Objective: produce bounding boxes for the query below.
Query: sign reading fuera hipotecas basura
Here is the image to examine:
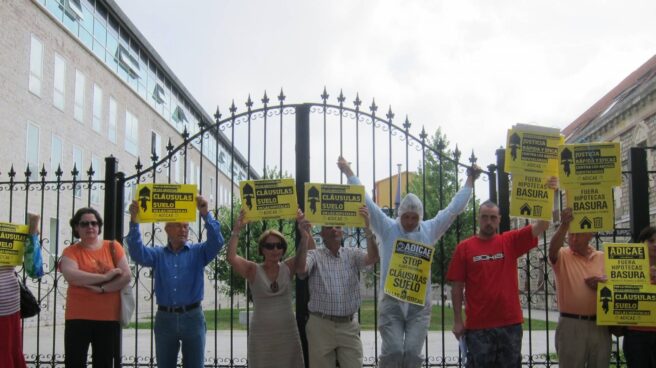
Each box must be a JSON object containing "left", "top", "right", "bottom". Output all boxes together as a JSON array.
[
  {"left": 559, "top": 143, "right": 621, "bottom": 187},
  {"left": 0, "top": 222, "right": 30, "bottom": 266},
  {"left": 597, "top": 243, "right": 656, "bottom": 326},
  {"left": 240, "top": 179, "right": 297, "bottom": 221},
  {"left": 504, "top": 128, "right": 564, "bottom": 175},
  {"left": 135, "top": 184, "right": 197, "bottom": 223},
  {"left": 304, "top": 183, "right": 365, "bottom": 227},
  {"left": 564, "top": 183, "right": 614, "bottom": 233},
  {"left": 509, "top": 171, "right": 554, "bottom": 220},
  {"left": 384, "top": 239, "right": 434, "bottom": 306},
  {"left": 604, "top": 243, "right": 650, "bottom": 284}
]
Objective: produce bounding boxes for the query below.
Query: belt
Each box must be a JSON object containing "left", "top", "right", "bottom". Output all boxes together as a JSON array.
[
  {"left": 158, "top": 302, "right": 200, "bottom": 313},
  {"left": 311, "top": 311, "right": 353, "bottom": 323},
  {"left": 560, "top": 312, "right": 596, "bottom": 321}
]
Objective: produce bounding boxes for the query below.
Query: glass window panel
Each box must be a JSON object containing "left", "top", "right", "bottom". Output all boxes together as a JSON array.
[
  {"left": 53, "top": 53, "right": 66, "bottom": 110},
  {"left": 108, "top": 96, "right": 117, "bottom": 143},
  {"left": 92, "top": 83, "right": 102, "bottom": 132},
  {"left": 124, "top": 110, "right": 138, "bottom": 156},
  {"left": 72, "top": 145, "right": 83, "bottom": 197},
  {"left": 79, "top": 28, "right": 92, "bottom": 49},
  {"left": 29, "top": 35, "right": 43, "bottom": 96},
  {"left": 91, "top": 155, "right": 101, "bottom": 204},
  {"left": 50, "top": 134, "right": 63, "bottom": 178},
  {"left": 62, "top": 10, "right": 79, "bottom": 34},
  {"left": 74, "top": 70, "right": 85, "bottom": 123},
  {"left": 92, "top": 40, "right": 105, "bottom": 61},
  {"left": 80, "top": 4, "right": 93, "bottom": 32},
  {"left": 93, "top": 16, "right": 106, "bottom": 45},
  {"left": 45, "top": 0, "right": 64, "bottom": 20}
]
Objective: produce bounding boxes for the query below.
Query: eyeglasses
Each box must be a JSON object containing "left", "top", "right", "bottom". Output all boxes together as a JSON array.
[
  {"left": 78, "top": 221, "right": 99, "bottom": 228},
  {"left": 262, "top": 242, "right": 285, "bottom": 250}
]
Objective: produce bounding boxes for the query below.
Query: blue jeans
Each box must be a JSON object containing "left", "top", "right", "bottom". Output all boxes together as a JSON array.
[
  {"left": 378, "top": 295, "right": 431, "bottom": 368},
  {"left": 154, "top": 307, "right": 206, "bottom": 368},
  {"left": 465, "top": 324, "right": 522, "bottom": 368}
]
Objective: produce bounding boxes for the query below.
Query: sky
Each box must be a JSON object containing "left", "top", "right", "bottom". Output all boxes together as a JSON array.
[{"left": 114, "top": 0, "right": 656, "bottom": 197}]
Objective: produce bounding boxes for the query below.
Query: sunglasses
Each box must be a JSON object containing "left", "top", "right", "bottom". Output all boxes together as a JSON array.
[
  {"left": 262, "top": 242, "right": 285, "bottom": 250},
  {"left": 78, "top": 220, "right": 99, "bottom": 228}
]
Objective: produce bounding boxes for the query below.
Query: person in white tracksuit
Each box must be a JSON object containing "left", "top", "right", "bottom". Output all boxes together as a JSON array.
[{"left": 338, "top": 157, "right": 480, "bottom": 368}]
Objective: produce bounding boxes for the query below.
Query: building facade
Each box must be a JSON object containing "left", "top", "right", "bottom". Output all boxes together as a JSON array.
[{"left": 0, "top": 0, "right": 251, "bottom": 324}]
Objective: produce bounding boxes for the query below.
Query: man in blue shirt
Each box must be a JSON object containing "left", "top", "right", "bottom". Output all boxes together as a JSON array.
[{"left": 126, "top": 195, "right": 224, "bottom": 368}]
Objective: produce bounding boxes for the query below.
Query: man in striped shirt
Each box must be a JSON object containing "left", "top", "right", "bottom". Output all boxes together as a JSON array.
[{"left": 300, "top": 206, "right": 379, "bottom": 368}]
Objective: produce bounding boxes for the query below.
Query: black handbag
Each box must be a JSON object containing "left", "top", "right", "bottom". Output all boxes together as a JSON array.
[{"left": 18, "top": 277, "right": 40, "bottom": 319}]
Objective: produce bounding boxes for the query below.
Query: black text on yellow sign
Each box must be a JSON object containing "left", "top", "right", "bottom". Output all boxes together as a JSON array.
[
  {"left": 240, "top": 179, "right": 297, "bottom": 221},
  {"left": 304, "top": 183, "right": 365, "bottom": 227},
  {"left": 135, "top": 184, "right": 198, "bottom": 223},
  {"left": 558, "top": 142, "right": 621, "bottom": 187},
  {"left": 504, "top": 129, "right": 564, "bottom": 175},
  {"left": 0, "top": 222, "right": 29, "bottom": 266},
  {"left": 384, "top": 239, "right": 434, "bottom": 306},
  {"left": 604, "top": 243, "right": 650, "bottom": 284},
  {"left": 564, "top": 184, "right": 614, "bottom": 233},
  {"left": 597, "top": 282, "right": 656, "bottom": 326},
  {"left": 598, "top": 243, "right": 655, "bottom": 326},
  {"left": 509, "top": 172, "right": 554, "bottom": 220}
]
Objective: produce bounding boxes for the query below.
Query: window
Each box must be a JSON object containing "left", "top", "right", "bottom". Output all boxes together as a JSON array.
[
  {"left": 116, "top": 44, "right": 140, "bottom": 77},
  {"left": 108, "top": 96, "right": 117, "bottom": 143},
  {"left": 174, "top": 157, "right": 180, "bottom": 183},
  {"left": 151, "top": 131, "right": 161, "bottom": 160},
  {"left": 124, "top": 110, "right": 138, "bottom": 156},
  {"left": 72, "top": 145, "right": 83, "bottom": 197},
  {"left": 62, "top": 0, "right": 84, "bottom": 20},
  {"left": 189, "top": 161, "right": 195, "bottom": 184},
  {"left": 50, "top": 134, "right": 63, "bottom": 178},
  {"left": 172, "top": 105, "right": 188, "bottom": 124},
  {"left": 209, "top": 177, "right": 215, "bottom": 205},
  {"left": 53, "top": 53, "right": 66, "bottom": 110},
  {"left": 26, "top": 122, "right": 39, "bottom": 177},
  {"left": 91, "top": 155, "right": 101, "bottom": 204},
  {"left": 92, "top": 84, "right": 102, "bottom": 132},
  {"left": 29, "top": 35, "right": 43, "bottom": 96},
  {"left": 153, "top": 83, "right": 166, "bottom": 104},
  {"left": 74, "top": 70, "right": 85, "bottom": 122}
]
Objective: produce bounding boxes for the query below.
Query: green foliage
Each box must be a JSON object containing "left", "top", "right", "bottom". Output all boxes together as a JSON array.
[{"left": 407, "top": 128, "right": 480, "bottom": 285}]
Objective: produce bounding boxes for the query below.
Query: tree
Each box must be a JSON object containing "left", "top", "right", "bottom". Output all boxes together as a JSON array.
[{"left": 407, "top": 128, "right": 479, "bottom": 286}]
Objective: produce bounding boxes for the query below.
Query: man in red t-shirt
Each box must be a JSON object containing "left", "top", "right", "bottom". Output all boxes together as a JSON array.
[{"left": 447, "top": 199, "right": 552, "bottom": 367}]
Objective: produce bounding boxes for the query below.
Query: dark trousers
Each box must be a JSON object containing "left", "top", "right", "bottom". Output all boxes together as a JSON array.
[
  {"left": 624, "top": 330, "right": 656, "bottom": 368},
  {"left": 64, "top": 319, "right": 121, "bottom": 368}
]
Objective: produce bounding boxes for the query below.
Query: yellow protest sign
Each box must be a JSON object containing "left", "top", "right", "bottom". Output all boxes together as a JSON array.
[
  {"left": 605, "top": 243, "right": 650, "bottom": 284},
  {"left": 564, "top": 184, "right": 614, "bottom": 233},
  {"left": 384, "top": 239, "right": 433, "bottom": 306},
  {"left": 0, "top": 222, "right": 30, "bottom": 266},
  {"left": 135, "top": 184, "right": 197, "bottom": 223},
  {"left": 597, "top": 282, "right": 656, "bottom": 326},
  {"left": 504, "top": 127, "right": 564, "bottom": 175},
  {"left": 597, "top": 243, "right": 656, "bottom": 326},
  {"left": 559, "top": 142, "right": 621, "bottom": 187},
  {"left": 509, "top": 172, "right": 554, "bottom": 220},
  {"left": 241, "top": 179, "right": 297, "bottom": 221},
  {"left": 304, "top": 183, "right": 365, "bottom": 227}
]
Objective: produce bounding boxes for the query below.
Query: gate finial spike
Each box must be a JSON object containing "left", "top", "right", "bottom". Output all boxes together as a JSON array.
[
  {"left": 8, "top": 165, "right": 16, "bottom": 179},
  {"left": 353, "top": 93, "right": 362, "bottom": 108},
  {"left": 87, "top": 163, "right": 95, "bottom": 177},
  {"left": 469, "top": 150, "right": 478, "bottom": 164},
  {"left": 338, "top": 90, "right": 345, "bottom": 104},
  {"left": 229, "top": 100, "right": 237, "bottom": 114},
  {"left": 278, "top": 89, "right": 286, "bottom": 103},
  {"left": 24, "top": 164, "right": 32, "bottom": 179},
  {"left": 454, "top": 145, "right": 461, "bottom": 161},
  {"left": 321, "top": 87, "right": 329, "bottom": 102},
  {"left": 214, "top": 106, "right": 222, "bottom": 122},
  {"left": 246, "top": 95, "right": 253, "bottom": 109},
  {"left": 386, "top": 106, "right": 394, "bottom": 121},
  {"left": 40, "top": 164, "right": 47, "bottom": 179},
  {"left": 403, "top": 115, "right": 411, "bottom": 130},
  {"left": 419, "top": 126, "right": 427, "bottom": 140},
  {"left": 262, "top": 91, "right": 269, "bottom": 105},
  {"left": 369, "top": 99, "right": 378, "bottom": 113}
]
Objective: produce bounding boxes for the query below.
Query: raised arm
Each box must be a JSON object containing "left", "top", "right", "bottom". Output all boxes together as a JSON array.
[
  {"left": 549, "top": 207, "right": 572, "bottom": 264},
  {"left": 531, "top": 176, "right": 559, "bottom": 238},
  {"left": 197, "top": 195, "right": 225, "bottom": 264},
  {"left": 338, "top": 156, "right": 394, "bottom": 234},
  {"left": 227, "top": 209, "right": 257, "bottom": 282},
  {"left": 126, "top": 200, "right": 157, "bottom": 267},
  {"left": 287, "top": 209, "right": 310, "bottom": 274},
  {"left": 360, "top": 206, "right": 379, "bottom": 266}
]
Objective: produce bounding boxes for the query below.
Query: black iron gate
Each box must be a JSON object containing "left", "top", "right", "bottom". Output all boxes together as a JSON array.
[{"left": 4, "top": 90, "right": 653, "bottom": 367}]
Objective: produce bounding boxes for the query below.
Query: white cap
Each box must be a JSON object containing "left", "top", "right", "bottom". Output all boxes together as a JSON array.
[{"left": 397, "top": 193, "right": 424, "bottom": 221}]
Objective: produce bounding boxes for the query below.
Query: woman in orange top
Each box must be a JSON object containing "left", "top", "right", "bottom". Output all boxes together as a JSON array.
[
  {"left": 59, "top": 208, "right": 131, "bottom": 368},
  {"left": 623, "top": 226, "right": 656, "bottom": 367}
]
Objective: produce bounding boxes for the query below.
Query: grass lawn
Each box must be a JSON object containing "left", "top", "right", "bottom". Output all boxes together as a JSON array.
[{"left": 129, "top": 300, "right": 557, "bottom": 331}]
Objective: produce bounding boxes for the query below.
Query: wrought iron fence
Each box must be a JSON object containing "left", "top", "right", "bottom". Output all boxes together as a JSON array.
[{"left": 5, "top": 90, "right": 653, "bottom": 366}]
